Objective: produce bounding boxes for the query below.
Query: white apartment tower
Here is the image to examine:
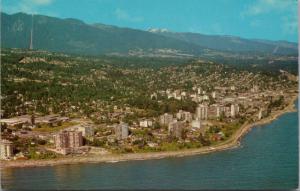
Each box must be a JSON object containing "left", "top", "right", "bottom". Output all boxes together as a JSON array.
[
  {"left": 230, "top": 104, "right": 239, "bottom": 118},
  {"left": 196, "top": 104, "right": 208, "bottom": 120},
  {"left": 115, "top": 122, "right": 129, "bottom": 140}
]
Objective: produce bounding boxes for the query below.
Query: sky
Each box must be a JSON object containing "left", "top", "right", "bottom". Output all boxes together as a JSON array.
[{"left": 2, "top": 0, "right": 298, "bottom": 42}]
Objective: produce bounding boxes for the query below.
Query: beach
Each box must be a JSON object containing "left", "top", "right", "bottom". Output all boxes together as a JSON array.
[{"left": 1, "top": 94, "right": 298, "bottom": 169}]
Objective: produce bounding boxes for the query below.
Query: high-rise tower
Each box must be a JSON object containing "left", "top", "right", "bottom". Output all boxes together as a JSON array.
[{"left": 29, "top": 14, "right": 33, "bottom": 50}]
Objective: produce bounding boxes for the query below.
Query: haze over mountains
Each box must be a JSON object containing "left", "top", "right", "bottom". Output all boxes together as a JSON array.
[{"left": 1, "top": 12, "right": 298, "bottom": 57}]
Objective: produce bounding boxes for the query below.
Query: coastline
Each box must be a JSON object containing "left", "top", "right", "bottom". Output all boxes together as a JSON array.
[{"left": 1, "top": 94, "right": 298, "bottom": 169}]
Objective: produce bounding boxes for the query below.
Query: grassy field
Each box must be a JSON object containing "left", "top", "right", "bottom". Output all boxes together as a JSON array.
[{"left": 33, "top": 122, "right": 78, "bottom": 133}]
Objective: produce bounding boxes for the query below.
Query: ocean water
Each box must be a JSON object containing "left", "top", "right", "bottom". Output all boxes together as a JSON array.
[{"left": 1, "top": 100, "right": 298, "bottom": 190}]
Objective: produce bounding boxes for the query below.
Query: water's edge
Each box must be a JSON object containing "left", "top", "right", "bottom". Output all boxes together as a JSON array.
[
  {"left": 1, "top": 99, "right": 298, "bottom": 190},
  {"left": 2, "top": 96, "right": 298, "bottom": 169}
]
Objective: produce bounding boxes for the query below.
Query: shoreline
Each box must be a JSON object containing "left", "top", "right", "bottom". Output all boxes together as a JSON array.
[{"left": 1, "top": 94, "right": 298, "bottom": 169}]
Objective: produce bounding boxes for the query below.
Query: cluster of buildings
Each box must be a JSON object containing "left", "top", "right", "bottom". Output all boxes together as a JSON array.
[
  {"left": 162, "top": 87, "right": 212, "bottom": 102},
  {"left": 0, "top": 114, "right": 69, "bottom": 129},
  {"left": 52, "top": 122, "right": 95, "bottom": 155},
  {"left": 163, "top": 87, "right": 216, "bottom": 102},
  {"left": 156, "top": 101, "right": 240, "bottom": 139},
  {"left": 198, "top": 103, "right": 240, "bottom": 119},
  {"left": 145, "top": 85, "right": 273, "bottom": 141},
  {"left": 152, "top": 86, "right": 244, "bottom": 130},
  {"left": 166, "top": 89, "right": 186, "bottom": 100},
  {"left": 176, "top": 110, "right": 192, "bottom": 122},
  {"left": 1, "top": 114, "right": 97, "bottom": 157},
  {"left": 67, "top": 123, "right": 95, "bottom": 138},
  {"left": 1, "top": 79, "right": 293, "bottom": 159},
  {"left": 139, "top": 119, "right": 153, "bottom": 128},
  {"left": 52, "top": 121, "right": 131, "bottom": 155},
  {"left": 153, "top": 84, "right": 280, "bottom": 123},
  {"left": 0, "top": 115, "right": 33, "bottom": 129}
]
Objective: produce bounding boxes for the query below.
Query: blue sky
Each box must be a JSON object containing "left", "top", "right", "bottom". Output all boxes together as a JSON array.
[{"left": 2, "top": 0, "right": 298, "bottom": 42}]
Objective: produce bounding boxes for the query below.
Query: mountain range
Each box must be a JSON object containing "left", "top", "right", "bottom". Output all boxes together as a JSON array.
[{"left": 1, "top": 12, "right": 298, "bottom": 57}]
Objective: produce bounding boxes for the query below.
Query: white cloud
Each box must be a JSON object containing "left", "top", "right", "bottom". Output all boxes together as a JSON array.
[
  {"left": 3, "top": 0, "right": 55, "bottom": 14},
  {"left": 243, "top": 0, "right": 295, "bottom": 16},
  {"left": 242, "top": 0, "right": 298, "bottom": 35},
  {"left": 114, "top": 8, "right": 144, "bottom": 22},
  {"left": 281, "top": 7, "right": 298, "bottom": 35}
]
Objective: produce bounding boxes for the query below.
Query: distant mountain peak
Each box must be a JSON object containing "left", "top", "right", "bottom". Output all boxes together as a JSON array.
[
  {"left": 148, "top": 28, "right": 170, "bottom": 33},
  {"left": 92, "top": 23, "right": 116, "bottom": 29}
]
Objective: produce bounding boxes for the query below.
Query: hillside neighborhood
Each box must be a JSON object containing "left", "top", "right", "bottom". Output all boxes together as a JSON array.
[{"left": 1, "top": 49, "right": 297, "bottom": 160}]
